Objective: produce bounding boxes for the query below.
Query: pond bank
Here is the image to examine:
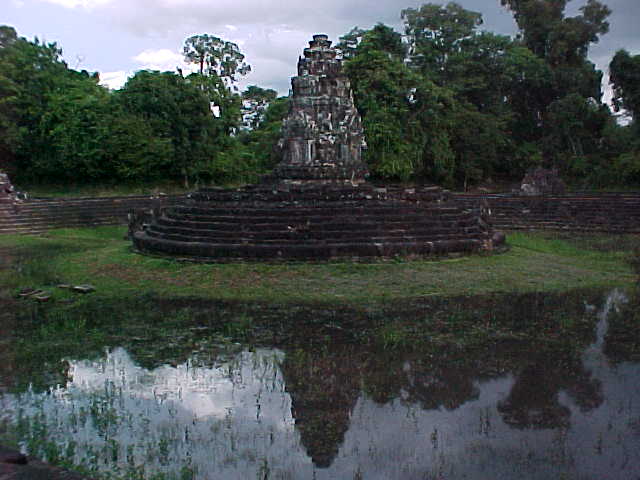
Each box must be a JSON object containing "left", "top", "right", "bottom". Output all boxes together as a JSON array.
[{"left": 0, "top": 444, "right": 94, "bottom": 480}]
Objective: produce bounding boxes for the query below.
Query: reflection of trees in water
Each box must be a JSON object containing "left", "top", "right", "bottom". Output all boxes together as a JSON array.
[
  {"left": 276, "top": 288, "right": 605, "bottom": 468},
  {"left": 0, "top": 298, "right": 17, "bottom": 391},
  {"left": 281, "top": 337, "right": 606, "bottom": 468},
  {"left": 280, "top": 346, "right": 365, "bottom": 468},
  {"left": 604, "top": 289, "right": 640, "bottom": 363},
  {"left": 281, "top": 344, "right": 513, "bottom": 468},
  {"left": 403, "top": 359, "right": 480, "bottom": 410},
  {"left": 498, "top": 351, "right": 603, "bottom": 429},
  {"left": 362, "top": 353, "right": 482, "bottom": 410}
]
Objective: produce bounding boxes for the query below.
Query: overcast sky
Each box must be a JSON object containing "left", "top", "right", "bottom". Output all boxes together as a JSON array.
[{"left": 3, "top": 0, "right": 639, "bottom": 96}]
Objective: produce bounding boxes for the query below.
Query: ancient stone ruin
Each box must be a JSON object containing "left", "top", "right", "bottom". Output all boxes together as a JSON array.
[
  {"left": 132, "top": 35, "right": 498, "bottom": 260},
  {"left": 0, "top": 173, "right": 16, "bottom": 204},
  {"left": 266, "top": 34, "right": 368, "bottom": 185},
  {"left": 520, "top": 167, "right": 567, "bottom": 196}
]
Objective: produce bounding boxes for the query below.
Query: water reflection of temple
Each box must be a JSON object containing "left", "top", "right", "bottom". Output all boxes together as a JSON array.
[
  {"left": 280, "top": 345, "right": 365, "bottom": 468},
  {"left": 4, "top": 289, "right": 633, "bottom": 474}
]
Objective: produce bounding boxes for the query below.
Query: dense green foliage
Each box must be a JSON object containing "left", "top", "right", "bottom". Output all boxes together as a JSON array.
[
  {"left": 340, "top": 1, "right": 638, "bottom": 188},
  {"left": 0, "top": 28, "right": 270, "bottom": 187},
  {"left": 0, "top": 1, "right": 639, "bottom": 190}
]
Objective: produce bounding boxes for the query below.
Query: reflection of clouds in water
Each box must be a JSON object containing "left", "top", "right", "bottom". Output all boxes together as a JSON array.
[
  {"left": 69, "top": 347, "right": 289, "bottom": 421},
  {"left": 4, "top": 348, "right": 315, "bottom": 479}
]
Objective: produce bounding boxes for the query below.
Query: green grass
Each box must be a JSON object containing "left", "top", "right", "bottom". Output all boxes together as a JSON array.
[{"left": 0, "top": 227, "right": 636, "bottom": 305}]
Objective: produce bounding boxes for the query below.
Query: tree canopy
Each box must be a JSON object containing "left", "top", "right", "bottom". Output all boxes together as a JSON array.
[
  {"left": 0, "top": 1, "right": 638, "bottom": 190},
  {"left": 610, "top": 49, "right": 640, "bottom": 123},
  {"left": 0, "top": 29, "right": 259, "bottom": 186},
  {"left": 183, "top": 34, "right": 251, "bottom": 83}
]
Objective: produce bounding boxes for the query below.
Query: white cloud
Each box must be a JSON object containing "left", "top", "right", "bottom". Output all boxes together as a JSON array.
[
  {"left": 133, "top": 48, "right": 184, "bottom": 71},
  {"left": 41, "top": 0, "right": 112, "bottom": 8},
  {"left": 99, "top": 70, "right": 129, "bottom": 90},
  {"left": 17, "top": 0, "right": 639, "bottom": 99}
]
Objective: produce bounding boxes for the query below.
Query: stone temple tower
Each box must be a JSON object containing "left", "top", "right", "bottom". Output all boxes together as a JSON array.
[{"left": 269, "top": 34, "right": 368, "bottom": 184}]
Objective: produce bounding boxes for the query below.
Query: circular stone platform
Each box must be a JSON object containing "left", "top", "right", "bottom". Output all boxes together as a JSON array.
[{"left": 132, "top": 183, "right": 494, "bottom": 261}]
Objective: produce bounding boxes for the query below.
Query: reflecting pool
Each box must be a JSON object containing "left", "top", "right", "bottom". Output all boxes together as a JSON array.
[{"left": 1, "top": 290, "right": 639, "bottom": 479}]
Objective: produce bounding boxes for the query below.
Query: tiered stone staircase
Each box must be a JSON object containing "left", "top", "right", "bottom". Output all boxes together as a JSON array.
[
  {"left": 0, "top": 195, "right": 183, "bottom": 236},
  {"left": 455, "top": 193, "right": 640, "bottom": 233},
  {"left": 133, "top": 184, "right": 492, "bottom": 261}
]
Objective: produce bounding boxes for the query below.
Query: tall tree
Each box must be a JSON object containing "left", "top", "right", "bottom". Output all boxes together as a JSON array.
[
  {"left": 239, "top": 95, "right": 290, "bottom": 174},
  {"left": 500, "top": 0, "right": 610, "bottom": 99},
  {"left": 608, "top": 49, "right": 640, "bottom": 187},
  {"left": 610, "top": 49, "right": 640, "bottom": 124},
  {"left": 344, "top": 24, "right": 427, "bottom": 181},
  {"left": 401, "top": 4, "right": 546, "bottom": 184},
  {"left": 402, "top": 2, "right": 482, "bottom": 82},
  {"left": 0, "top": 26, "right": 19, "bottom": 174},
  {"left": 183, "top": 34, "right": 251, "bottom": 83},
  {"left": 0, "top": 28, "right": 81, "bottom": 181},
  {"left": 501, "top": 0, "right": 609, "bottom": 64},
  {"left": 499, "top": 0, "right": 612, "bottom": 177},
  {"left": 34, "top": 72, "right": 112, "bottom": 182}
]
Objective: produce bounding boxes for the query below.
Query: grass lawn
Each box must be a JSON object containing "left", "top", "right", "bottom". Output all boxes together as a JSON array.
[{"left": 0, "top": 227, "right": 636, "bottom": 305}]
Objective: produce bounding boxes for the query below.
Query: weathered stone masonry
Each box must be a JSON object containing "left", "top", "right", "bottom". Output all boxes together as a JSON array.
[
  {"left": 266, "top": 34, "right": 368, "bottom": 184},
  {"left": 1, "top": 193, "right": 638, "bottom": 237}
]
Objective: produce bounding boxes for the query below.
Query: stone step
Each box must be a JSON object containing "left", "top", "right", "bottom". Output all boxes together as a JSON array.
[
  {"left": 146, "top": 224, "right": 483, "bottom": 243},
  {"left": 133, "top": 231, "right": 483, "bottom": 260},
  {"left": 158, "top": 216, "right": 480, "bottom": 229},
  {"left": 0, "top": 213, "right": 128, "bottom": 226},
  {"left": 145, "top": 227, "right": 485, "bottom": 244},
  {"left": 165, "top": 208, "right": 473, "bottom": 223},
  {"left": 4, "top": 202, "right": 170, "bottom": 215},
  {"left": 0, "top": 218, "right": 122, "bottom": 232},
  {"left": 155, "top": 216, "right": 480, "bottom": 233},
  {"left": 172, "top": 202, "right": 463, "bottom": 214}
]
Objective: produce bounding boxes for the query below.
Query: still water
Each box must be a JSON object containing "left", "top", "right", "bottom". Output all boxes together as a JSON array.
[{"left": 1, "top": 290, "right": 639, "bottom": 479}]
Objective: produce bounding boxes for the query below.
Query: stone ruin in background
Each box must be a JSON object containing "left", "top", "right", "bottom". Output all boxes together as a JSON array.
[
  {"left": 131, "top": 35, "right": 500, "bottom": 261},
  {"left": 0, "top": 173, "right": 17, "bottom": 204},
  {"left": 520, "top": 167, "right": 567, "bottom": 196}
]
